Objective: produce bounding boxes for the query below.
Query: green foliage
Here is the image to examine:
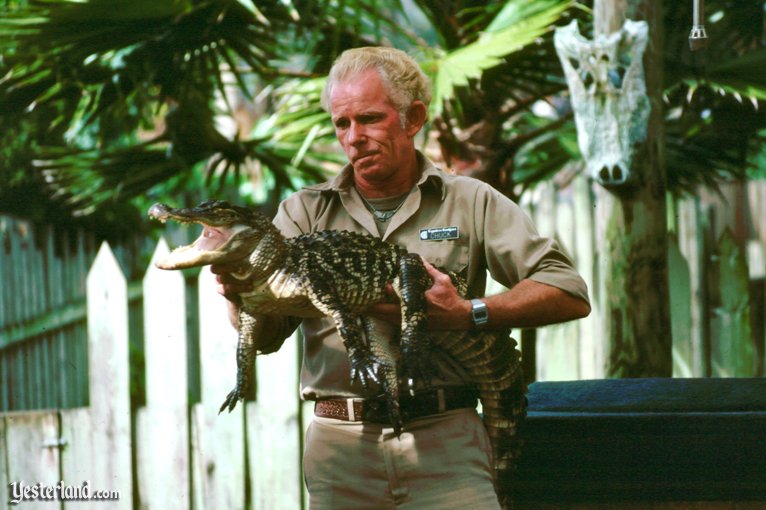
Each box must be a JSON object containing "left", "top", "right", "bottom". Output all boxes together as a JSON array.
[
  {"left": 748, "top": 129, "right": 766, "bottom": 180},
  {"left": 661, "top": 0, "right": 766, "bottom": 194},
  {"left": 421, "top": 0, "right": 573, "bottom": 118},
  {"left": 1, "top": 0, "right": 765, "bottom": 237},
  {"left": 0, "top": 0, "right": 300, "bottom": 217}
]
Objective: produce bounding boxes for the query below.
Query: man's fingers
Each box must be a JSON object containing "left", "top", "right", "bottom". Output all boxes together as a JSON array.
[
  {"left": 213, "top": 271, "right": 254, "bottom": 296},
  {"left": 420, "top": 257, "right": 450, "bottom": 284}
]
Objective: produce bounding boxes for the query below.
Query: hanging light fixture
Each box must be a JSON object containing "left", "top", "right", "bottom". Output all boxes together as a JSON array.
[{"left": 689, "top": 0, "right": 709, "bottom": 51}]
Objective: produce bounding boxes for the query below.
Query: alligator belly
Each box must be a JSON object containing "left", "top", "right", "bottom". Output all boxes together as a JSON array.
[{"left": 241, "top": 292, "right": 323, "bottom": 318}]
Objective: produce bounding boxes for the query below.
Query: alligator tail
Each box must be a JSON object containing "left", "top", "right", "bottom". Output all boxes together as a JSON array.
[{"left": 433, "top": 329, "right": 527, "bottom": 510}]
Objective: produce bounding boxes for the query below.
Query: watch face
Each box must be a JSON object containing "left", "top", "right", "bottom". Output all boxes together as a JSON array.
[{"left": 471, "top": 299, "right": 488, "bottom": 325}]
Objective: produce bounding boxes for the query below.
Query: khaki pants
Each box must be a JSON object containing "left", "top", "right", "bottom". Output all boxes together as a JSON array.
[{"left": 303, "top": 408, "right": 501, "bottom": 510}]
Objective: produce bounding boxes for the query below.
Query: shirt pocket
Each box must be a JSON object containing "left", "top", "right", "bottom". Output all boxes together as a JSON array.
[{"left": 410, "top": 240, "right": 470, "bottom": 275}]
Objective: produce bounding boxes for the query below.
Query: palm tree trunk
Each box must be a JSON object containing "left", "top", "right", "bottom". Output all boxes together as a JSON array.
[{"left": 594, "top": 0, "right": 672, "bottom": 377}]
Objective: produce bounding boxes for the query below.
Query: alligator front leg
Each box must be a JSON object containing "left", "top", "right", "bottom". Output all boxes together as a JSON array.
[
  {"left": 308, "top": 285, "right": 387, "bottom": 393},
  {"left": 334, "top": 312, "right": 384, "bottom": 392},
  {"left": 361, "top": 317, "right": 402, "bottom": 434},
  {"left": 219, "top": 309, "right": 258, "bottom": 413},
  {"left": 394, "top": 253, "right": 435, "bottom": 390}
]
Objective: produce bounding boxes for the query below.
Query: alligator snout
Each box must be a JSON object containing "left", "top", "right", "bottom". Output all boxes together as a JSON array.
[{"left": 148, "top": 203, "right": 171, "bottom": 222}]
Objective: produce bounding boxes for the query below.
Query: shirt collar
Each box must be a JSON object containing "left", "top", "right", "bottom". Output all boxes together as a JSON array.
[{"left": 303, "top": 151, "right": 447, "bottom": 200}]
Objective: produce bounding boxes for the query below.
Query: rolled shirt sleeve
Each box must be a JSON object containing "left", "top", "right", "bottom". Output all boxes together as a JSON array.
[{"left": 477, "top": 184, "right": 590, "bottom": 304}]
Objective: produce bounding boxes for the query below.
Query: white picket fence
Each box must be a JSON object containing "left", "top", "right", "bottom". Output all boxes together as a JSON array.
[
  {"left": 2, "top": 177, "right": 765, "bottom": 509},
  {"left": 1, "top": 239, "right": 307, "bottom": 510}
]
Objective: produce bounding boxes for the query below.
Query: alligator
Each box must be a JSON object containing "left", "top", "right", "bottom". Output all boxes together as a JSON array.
[
  {"left": 149, "top": 200, "right": 527, "bottom": 508},
  {"left": 149, "top": 199, "right": 435, "bottom": 433}
]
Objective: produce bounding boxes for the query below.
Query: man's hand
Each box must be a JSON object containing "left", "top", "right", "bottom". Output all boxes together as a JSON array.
[
  {"left": 420, "top": 260, "right": 473, "bottom": 329},
  {"left": 366, "top": 259, "right": 592, "bottom": 332},
  {"left": 210, "top": 262, "right": 253, "bottom": 329},
  {"left": 366, "top": 259, "right": 472, "bottom": 330},
  {"left": 211, "top": 263, "right": 253, "bottom": 299}
]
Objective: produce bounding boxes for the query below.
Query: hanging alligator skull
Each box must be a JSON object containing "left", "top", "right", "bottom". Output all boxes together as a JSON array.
[{"left": 554, "top": 20, "right": 650, "bottom": 186}]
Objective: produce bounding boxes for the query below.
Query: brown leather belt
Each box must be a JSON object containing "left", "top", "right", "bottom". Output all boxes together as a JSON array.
[{"left": 314, "top": 386, "right": 478, "bottom": 424}]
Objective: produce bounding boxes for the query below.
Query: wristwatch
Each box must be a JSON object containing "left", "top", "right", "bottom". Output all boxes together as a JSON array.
[{"left": 470, "top": 298, "right": 489, "bottom": 327}]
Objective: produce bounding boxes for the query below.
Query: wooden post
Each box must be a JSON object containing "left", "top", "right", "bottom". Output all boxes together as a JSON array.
[
  {"left": 139, "top": 239, "right": 190, "bottom": 509},
  {"left": 593, "top": 0, "right": 672, "bottom": 377},
  {"left": 86, "top": 242, "right": 133, "bottom": 508}
]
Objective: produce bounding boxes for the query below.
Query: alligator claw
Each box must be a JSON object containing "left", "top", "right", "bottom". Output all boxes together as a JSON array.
[
  {"left": 349, "top": 363, "right": 382, "bottom": 393},
  {"left": 219, "top": 385, "right": 244, "bottom": 414},
  {"left": 349, "top": 349, "right": 389, "bottom": 391}
]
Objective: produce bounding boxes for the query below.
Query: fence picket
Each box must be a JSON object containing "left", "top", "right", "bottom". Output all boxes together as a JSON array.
[
  {"left": 0, "top": 218, "right": 8, "bottom": 329},
  {"left": 0, "top": 416, "right": 7, "bottom": 506},
  {"left": 86, "top": 242, "right": 133, "bottom": 508},
  {"left": 60, "top": 407, "right": 94, "bottom": 509},
  {"left": 668, "top": 236, "right": 693, "bottom": 377},
  {"left": 195, "top": 268, "right": 246, "bottom": 509},
  {"left": 4, "top": 172, "right": 766, "bottom": 509},
  {"left": 139, "top": 239, "right": 190, "bottom": 510},
  {"left": 710, "top": 229, "right": 755, "bottom": 376},
  {"left": 3, "top": 411, "right": 60, "bottom": 498},
  {"left": 249, "top": 329, "right": 303, "bottom": 510},
  {"left": 573, "top": 177, "right": 601, "bottom": 378},
  {"left": 676, "top": 197, "right": 706, "bottom": 376}
]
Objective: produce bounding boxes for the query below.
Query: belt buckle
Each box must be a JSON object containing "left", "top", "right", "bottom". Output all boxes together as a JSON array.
[{"left": 346, "top": 398, "right": 357, "bottom": 421}]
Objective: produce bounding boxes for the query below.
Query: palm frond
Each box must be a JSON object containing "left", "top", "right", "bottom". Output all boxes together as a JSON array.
[
  {"left": 666, "top": 47, "right": 766, "bottom": 107},
  {"left": 420, "top": 0, "right": 572, "bottom": 118},
  {"left": 0, "top": 0, "right": 286, "bottom": 127},
  {"left": 249, "top": 77, "right": 341, "bottom": 192},
  {"left": 663, "top": 85, "right": 766, "bottom": 194}
]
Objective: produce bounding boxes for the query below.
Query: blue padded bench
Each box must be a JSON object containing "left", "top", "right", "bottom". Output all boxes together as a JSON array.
[{"left": 513, "top": 378, "right": 766, "bottom": 503}]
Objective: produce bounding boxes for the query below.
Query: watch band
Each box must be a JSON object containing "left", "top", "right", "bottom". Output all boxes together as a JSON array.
[{"left": 470, "top": 298, "right": 489, "bottom": 327}]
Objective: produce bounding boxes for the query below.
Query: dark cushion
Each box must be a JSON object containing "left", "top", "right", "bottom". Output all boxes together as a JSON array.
[{"left": 514, "top": 378, "right": 766, "bottom": 502}]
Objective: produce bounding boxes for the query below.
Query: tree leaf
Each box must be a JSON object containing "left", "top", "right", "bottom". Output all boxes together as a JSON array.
[{"left": 422, "top": 0, "right": 572, "bottom": 117}]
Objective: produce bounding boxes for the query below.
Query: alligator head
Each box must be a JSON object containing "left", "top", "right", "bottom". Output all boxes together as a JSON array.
[
  {"left": 554, "top": 20, "right": 650, "bottom": 187},
  {"left": 148, "top": 200, "right": 275, "bottom": 270}
]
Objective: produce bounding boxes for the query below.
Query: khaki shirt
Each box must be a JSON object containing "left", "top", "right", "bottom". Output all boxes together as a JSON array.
[{"left": 260, "top": 153, "right": 589, "bottom": 400}]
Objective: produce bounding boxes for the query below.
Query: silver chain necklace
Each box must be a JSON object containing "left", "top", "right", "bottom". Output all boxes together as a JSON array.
[{"left": 358, "top": 192, "right": 408, "bottom": 222}]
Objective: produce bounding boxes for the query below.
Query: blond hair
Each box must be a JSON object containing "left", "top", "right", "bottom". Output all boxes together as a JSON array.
[{"left": 321, "top": 46, "right": 431, "bottom": 121}]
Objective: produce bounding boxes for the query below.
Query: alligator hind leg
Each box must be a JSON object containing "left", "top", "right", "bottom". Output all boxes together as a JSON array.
[{"left": 393, "top": 253, "right": 435, "bottom": 391}]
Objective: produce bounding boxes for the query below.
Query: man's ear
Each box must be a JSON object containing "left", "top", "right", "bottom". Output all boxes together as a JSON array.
[{"left": 405, "top": 101, "right": 428, "bottom": 136}]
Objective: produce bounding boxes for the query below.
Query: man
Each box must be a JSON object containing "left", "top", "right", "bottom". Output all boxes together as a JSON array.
[{"left": 215, "top": 46, "right": 590, "bottom": 509}]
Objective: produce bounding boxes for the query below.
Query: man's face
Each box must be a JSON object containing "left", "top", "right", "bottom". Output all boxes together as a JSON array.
[{"left": 329, "top": 69, "right": 419, "bottom": 186}]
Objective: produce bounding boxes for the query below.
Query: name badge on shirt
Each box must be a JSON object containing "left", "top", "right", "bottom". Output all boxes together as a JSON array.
[{"left": 419, "top": 226, "right": 459, "bottom": 241}]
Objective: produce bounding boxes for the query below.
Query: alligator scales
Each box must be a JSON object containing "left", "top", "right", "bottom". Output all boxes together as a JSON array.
[{"left": 149, "top": 200, "right": 526, "bottom": 508}]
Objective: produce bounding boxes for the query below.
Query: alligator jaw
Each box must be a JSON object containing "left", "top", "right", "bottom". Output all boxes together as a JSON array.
[
  {"left": 148, "top": 203, "right": 251, "bottom": 270},
  {"left": 148, "top": 202, "right": 234, "bottom": 226},
  {"left": 154, "top": 231, "right": 239, "bottom": 270}
]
